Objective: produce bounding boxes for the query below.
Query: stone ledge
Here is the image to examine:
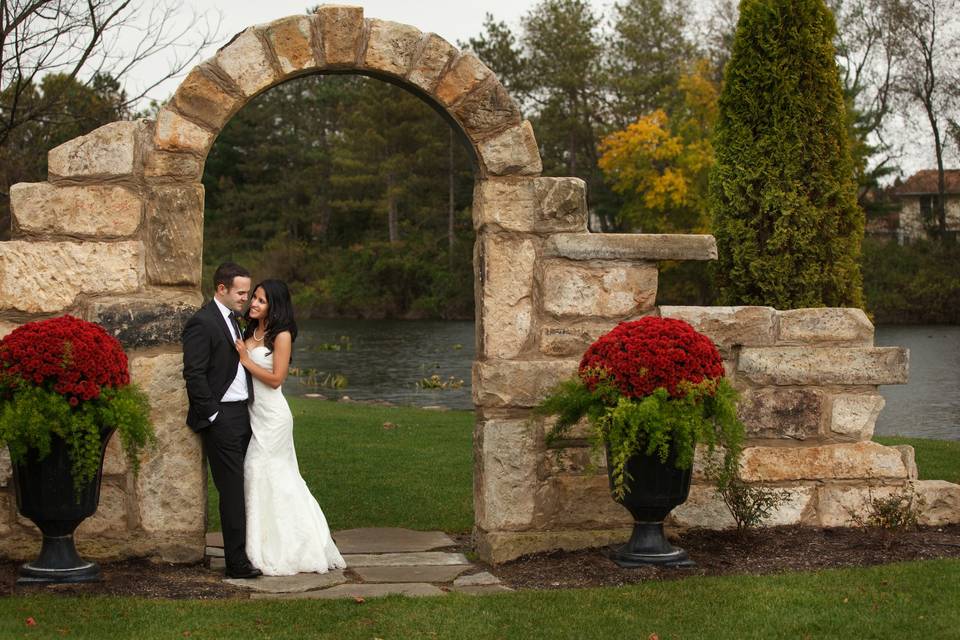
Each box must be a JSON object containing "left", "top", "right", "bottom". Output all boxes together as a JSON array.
[
  {"left": 79, "top": 290, "right": 202, "bottom": 349},
  {"left": 777, "top": 308, "right": 874, "bottom": 345},
  {"left": 543, "top": 233, "right": 717, "bottom": 261},
  {"left": 474, "top": 527, "right": 632, "bottom": 565},
  {"left": 738, "top": 346, "right": 908, "bottom": 385},
  {"left": 473, "top": 359, "right": 579, "bottom": 408},
  {"left": 659, "top": 306, "right": 776, "bottom": 353},
  {"left": 738, "top": 441, "right": 909, "bottom": 482},
  {"left": 48, "top": 120, "right": 145, "bottom": 180},
  {"left": 11, "top": 182, "right": 142, "bottom": 239}
]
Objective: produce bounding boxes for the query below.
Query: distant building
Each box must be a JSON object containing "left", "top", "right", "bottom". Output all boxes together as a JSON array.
[{"left": 891, "top": 169, "right": 960, "bottom": 243}]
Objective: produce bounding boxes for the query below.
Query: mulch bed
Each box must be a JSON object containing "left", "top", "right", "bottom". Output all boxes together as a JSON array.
[{"left": 2, "top": 525, "right": 959, "bottom": 599}]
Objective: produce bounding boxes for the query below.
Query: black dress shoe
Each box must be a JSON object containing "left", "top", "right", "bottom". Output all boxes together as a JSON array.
[{"left": 225, "top": 566, "right": 263, "bottom": 579}]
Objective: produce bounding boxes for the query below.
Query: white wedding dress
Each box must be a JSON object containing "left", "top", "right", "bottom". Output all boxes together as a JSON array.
[{"left": 244, "top": 346, "right": 346, "bottom": 576}]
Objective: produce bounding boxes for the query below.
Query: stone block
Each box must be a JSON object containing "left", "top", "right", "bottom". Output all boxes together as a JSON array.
[
  {"left": 474, "top": 528, "right": 632, "bottom": 565},
  {"left": 736, "top": 388, "right": 824, "bottom": 440},
  {"left": 48, "top": 121, "right": 141, "bottom": 179},
  {"left": 893, "top": 445, "right": 918, "bottom": 480},
  {"left": 534, "top": 474, "right": 632, "bottom": 528},
  {"left": 316, "top": 5, "right": 364, "bottom": 66},
  {"left": 541, "top": 259, "right": 658, "bottom": 318},
  {"left": 473, "top": 359, "right": 579, "bottom": 408},
  {"left": 363, "top": 19, "right": 422, "bottom": 76},
  {"left": 913, "top": 480, "right": 960, "bottom": 526},
  {"left": 154, "top": 108, "right": 216, "bottom": 155},
  {"left": 0, "top": 321, "right": 18, "bottom": 338},
  {"left": 76, "top": 482, "right": 128, "bottom": 536},
  {"left": 659, "top": 306, "right": 776, "bottom": 355},
  {"left": 777, "top": 308, "right": 873, "bottom": 346},
  {"left": 263, "top": 15, "right": 317, "bottom": 75},
  {"left": 817, "top": 484, "right": 912, "bottom": 527},
  {"left": 0, "top": 492, "right": 11, "bottom": 536},
  {"left": 454, "top": 80, "right": 521, "bottom": 142},
  {"left": 0, "top": 449, "right": 10, "bottom": 487},
  {"left": 215, "top": 29, "right": 279, "bottom": 97},
  {"left": 668, "top": 484, "right": 736, "bottom": 529},
  {"left": 476, "top": 419, "right": 539, "bottom": 531},
  {"left": 406, "top": 33, "right": 457, "bottom": 93},
  {"left": 534, "top": 178, "right": 588, "bottom": 233},
  {"left": 544, "top": 233, "right": 718, "bottom": 262},
  {"left": 477, "top": 121, "right": 542, "bottom": 177},
  {"left": 170, "top": 65, "right": 243, "bottom": 130},
  {"left": 539, "top": 321, "right": 621, "bottom": 357},
  {"left": 11, "top": 182, "right": 142, "bottom": 238},
  {"left": 541, "top": 445, "right": 604, "bottom": 476},
  {"left": 144, "top": 151, "right": 203, "bottom": 180},
  {"left": 738, "top": 347, "right": 909, "bottom": 386},
  {"left": 479, "top": 234, "right": 536, "bottom": 359},
  {"left": 101, "top": 431, "right": 129, "bottom": 476},
  {"left": 145, "top": 184, "right": 204, "bottom": 286},
  {"left": 830, "top": 394, "right": 885, "bottom": 440},
  {"left": 131, "top": 353, "right": 204, "bottom": 535},
  {"left": 739, "top": 441, "right": 909, "bottom": 483},
  {"left": 80, "top": 289, "right": 203, "bottom": 349},
  {"left": 0, "top": 241, "right": 143, "bottom": 313},
  {"left": 435, "top": 53, "right": 492, "bottom": 106}
]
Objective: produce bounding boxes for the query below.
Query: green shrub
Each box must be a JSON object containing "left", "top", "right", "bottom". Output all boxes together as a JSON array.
[{"left": 862, "top": 238, "right": 960, "bottom": 324}]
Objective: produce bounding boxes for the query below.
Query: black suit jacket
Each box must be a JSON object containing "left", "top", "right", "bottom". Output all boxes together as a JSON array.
[{"left": 182, "top": 301, "right": 252, "bottom": 432}]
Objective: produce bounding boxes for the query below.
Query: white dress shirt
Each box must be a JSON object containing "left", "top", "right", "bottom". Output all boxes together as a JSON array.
[{"left": 209, "top": 298, "right": 248, "bottom": 422}]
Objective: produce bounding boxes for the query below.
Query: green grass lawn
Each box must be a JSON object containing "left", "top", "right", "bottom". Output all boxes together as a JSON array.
[
  {"left": 207, "top": 399, "right": 474, "bottom": 532},
  {"left": 2, "top": 559, "right": 958, "bottom": 639}
]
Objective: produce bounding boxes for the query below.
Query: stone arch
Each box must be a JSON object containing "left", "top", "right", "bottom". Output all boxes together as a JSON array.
[{"left": 1, "top": 5, "right": 945, "bottom": 566}]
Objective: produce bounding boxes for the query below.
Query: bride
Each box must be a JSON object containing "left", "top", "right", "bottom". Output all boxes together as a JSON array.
[{"left": 234, "top": 279, "right": 346, "bottom": 576}]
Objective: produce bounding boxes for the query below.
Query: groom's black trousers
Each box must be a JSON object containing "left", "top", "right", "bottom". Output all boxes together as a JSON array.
[{"left": 202, "top": 401, "right": 252, "bottom": 570}]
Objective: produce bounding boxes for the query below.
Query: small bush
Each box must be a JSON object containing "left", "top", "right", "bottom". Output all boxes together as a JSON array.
[
  {"left": 716, "top": 477, "right": 791, "bottom": 532},
  {"left": 847, "top": 488, "right": 925, "bottom": 530}
]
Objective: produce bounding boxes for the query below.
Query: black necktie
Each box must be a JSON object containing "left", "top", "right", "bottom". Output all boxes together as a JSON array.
[{"left": 229, "top": 312, "right": 242, "bottom": 340}]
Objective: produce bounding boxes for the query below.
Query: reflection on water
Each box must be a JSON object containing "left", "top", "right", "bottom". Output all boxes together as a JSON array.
[
  {"left": 875, "top": 325, "right": 960, "bottom": 441},
  {"left": 285, "top": 320, "right": 960, "bottom": 440},
  {"left": 285, "top": 319, "right": 475, "bottom": 410}
]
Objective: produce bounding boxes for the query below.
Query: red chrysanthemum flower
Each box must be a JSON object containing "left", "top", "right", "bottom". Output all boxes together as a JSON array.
[
  {"left": 578, "top": 317, "right": 724, "bottom": 399},
  {"left": 0, "top": 315, "right": 130, "bottom": 405}
]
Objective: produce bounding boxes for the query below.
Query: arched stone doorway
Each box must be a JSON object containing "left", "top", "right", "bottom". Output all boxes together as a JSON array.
[{"left": 1, "top": 5, "right": 945, "bottom": 566}]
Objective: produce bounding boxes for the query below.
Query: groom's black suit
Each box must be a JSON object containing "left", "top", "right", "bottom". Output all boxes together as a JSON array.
[{"left": 182, "top": 301, "right": 255, "bottom": 573}]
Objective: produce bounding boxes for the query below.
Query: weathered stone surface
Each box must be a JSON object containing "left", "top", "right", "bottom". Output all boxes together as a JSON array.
[
  {"left": 473, "top": 359, "right": 578, "bottom": 408},
  {"left": 0, "top": 493, "right": 10, "bottom": 536},
  {"left": 475, "top": 528, "right": 632, "bottom": 565},
  {"left": 144, "top": 151, "right": 202, "bottom": 180},
  {"left": 535, "top": 474, "right": 632, "bottom": 528},
  {"left": 206, "top": 545, "right": 224, "bottom": 557},
  {"left": 480, "top": 234, "right": 536, "bottom": 358},
  {"left": 363, "top": 19, "right": 421, "bottom": 76},
  {"left": 48, "top": 120, "right": 141, "bottom": 178},
  {"left": 669, "top": 484, "right": 737, "bottom": 529},
  {"left": 352, "top": 564, "right": 470, "bottom": 583},
  {"left": 263, "top": 15, "right": 317, "bottom": 74},
  {"left": 145, "top": 184, "right": 204, "bottom": 286},
  {"left": 477, "top": 419, "right": 539, "bottom": 530},
  {"left": 225, "top": 570, "right": 346, "bottom": 593},
  {"left": 132, "top": 353, "right": 204, "bottom": 536},
  {"left": 0, "top": 241, "right": 143, "bottom": 313},
  {"left": 539, "top": 321, "right": 621, "bottom": 357},
  {"left": 253, "top": 582, "right": 446, "bottom": 599},
  {"left": 80, "top": 290, "right": 202, "bottom": 349},
  {"left": 659, "top": 306, "right": 776, "bottom": 354},
  {"left": 453, "top": 571, "right": 501, "bottom": 587},
  {"left": 893, "top": 445, "right": 918, "bottom": 480},
  {"left": 435, "top": 53, "right": 492, "bottom": 106},
  {"left": 831, "top": 394, "right": 885, "bottom": 440},
  {"left": 317, "top": 5, "right": 364, "bottom": 66},
  {"left": 154, "top": 108, "right": 216, "bottom": 155},
  {"left": 454, "top": 80, "right": 521, "bottom": 142},
  {"left": 170, "top": 65, "right": 243, "bottom": 130},
  {"left": 206, "top": 531, "right": 224, "bottom": 547},
  {"left": 764, "top": 486, "right": 818, "bottom": 526},
  {"left": 534, "top": 178, "right": 588, "bottom": 233},
  {"left": 451, "top": 584, "right": 514, "bottom": 595},
  {"left": 332, "top": 528, "right": 455, "bottom": 553},
  {"left": 913, "top": 480, "right": 960, "bottom": 526},
  {"left": 736, "top": 388, "right": 824, "bottom": 440},
  {"left": 101, "top": 430, "right": 129, "bottom": 476},
  {"left": 478, "top": 120, "right": 542, "bottom": 176},
  {"left": 0, "top": 449, "right": 10, "bottom": 487},
  {"left": 76, "top": 482, "right": 127, "bottom": 536},
  {"left": 342, "top": 551, "right": 469, "bottom": 567},
  {"left": 406, "top": 33, "right": 457, "bottom": 93},
  {"left": 215, "top": 29, "right": 279, "bottom": 97},
  {"left": 739, "top": 441, "right": 909, "bottom": 482},
  {"left": 738, "top": 347, "right": 909, "bottom": 386},
  {"left": 541, "top": 259, "right": 658, "bottom": 318},
  {"left": 11, "top": 182, "right": 142, "bottom": 238},
  {"left": 817, "top": 484, "right": 911, "bottom": 527},
  {"left": 544, "top": 234, "right": 718, "bottom": 262},
  {"left": 777, "top": 308, "right": 873, "bottom": 346},
  {"left": 0, "top": 322, "right": 18, "bottom": 339},
  {"left": 473, "top": 179, "right": 536, "bottom": 231}
]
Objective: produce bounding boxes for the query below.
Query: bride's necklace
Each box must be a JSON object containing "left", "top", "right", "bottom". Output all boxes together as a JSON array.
[{"left": 253, "top": 324, "right": 266, "bottom": 342}]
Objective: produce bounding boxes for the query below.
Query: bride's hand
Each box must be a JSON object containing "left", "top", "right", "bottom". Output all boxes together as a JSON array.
[{"left": 235, "top": 338, "right": 249, "bottom": 364}]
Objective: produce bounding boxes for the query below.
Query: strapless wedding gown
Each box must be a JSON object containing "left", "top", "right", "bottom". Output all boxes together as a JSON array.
[{"left": 244, "top": 346, "right": 346, "bottom": 576}]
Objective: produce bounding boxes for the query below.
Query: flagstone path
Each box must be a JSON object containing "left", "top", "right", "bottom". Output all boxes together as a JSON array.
[{"left": 206, "top": 528, "right": 511, "bottom": 599}]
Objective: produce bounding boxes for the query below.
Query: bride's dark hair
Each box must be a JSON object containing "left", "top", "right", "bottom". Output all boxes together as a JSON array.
[{"left": 243, "top": 279, "right": 298, "bottom": 360}]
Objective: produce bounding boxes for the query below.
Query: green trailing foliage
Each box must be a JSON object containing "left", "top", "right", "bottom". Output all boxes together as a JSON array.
[{"left": 710, "top": 0, "right": 864, "bottom": 309}]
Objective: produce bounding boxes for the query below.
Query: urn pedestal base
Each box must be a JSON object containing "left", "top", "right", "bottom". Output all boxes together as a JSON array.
[
  {"left": 17, "top": 535, "right": 102, "bottom": 585},
  {"left": 609, "top": 521, "right": 695, "bottom": 568}
]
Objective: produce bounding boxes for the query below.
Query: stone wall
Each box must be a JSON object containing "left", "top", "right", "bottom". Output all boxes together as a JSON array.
[{"left": 1, "top": 5, "right": 957, "bottom": 565}]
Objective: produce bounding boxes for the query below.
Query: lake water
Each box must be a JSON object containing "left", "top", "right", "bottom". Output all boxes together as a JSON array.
[{"left": 287, "top": 320, "right": 960, "bottom": 441}]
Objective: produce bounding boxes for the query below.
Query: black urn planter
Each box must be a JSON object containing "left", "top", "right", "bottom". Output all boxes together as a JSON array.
[
  {"left": 10, "top": 428, "right": 114, "bottom": 584},
  {"left": 607, "top": 447, "right": 695, "bottom": 568}
]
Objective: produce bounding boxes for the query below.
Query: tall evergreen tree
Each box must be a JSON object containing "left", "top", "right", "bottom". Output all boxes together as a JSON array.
[{"left": 710, "top": 0, "right": 864, "bottom": 308}]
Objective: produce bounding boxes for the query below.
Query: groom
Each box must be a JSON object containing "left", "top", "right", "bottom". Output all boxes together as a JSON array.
[{"left": 182, "top": 262, "right": 261, "bottom": 579}]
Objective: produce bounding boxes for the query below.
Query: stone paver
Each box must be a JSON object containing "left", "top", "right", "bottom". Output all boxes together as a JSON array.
[
  {"left": 206, "top": 532, "right": 224, "bottom": 547},
  {"left": 453, "top": 571, "right": 501, "bottom": 587},
  {"left": 224, "top": 570, "right": 347, "bottom": 593},
  {"left": 333, "top": 528, "right": 456, "bottom": 553},
  {"left": 343, "top": 551, "right": 470, "bottom": 567},
  {"left": 352, "top": 564, "right": 471, "bottom": 583},
  {"left": 250, "top": 582, "right": 446, "bottom": 600},
  {"left": 210, "top": 557, "right": 225, "bottom": 570},
  {"left": 451, "top": 584, "right": 514, "bottom": 595},
  {"left": 206, "top": 546, "right": 224, "bottom": 558}
]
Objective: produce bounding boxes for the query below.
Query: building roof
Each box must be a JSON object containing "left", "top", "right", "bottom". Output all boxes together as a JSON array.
[{"left": 893, "top": 169, "right": 960, "bottom": 196}]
